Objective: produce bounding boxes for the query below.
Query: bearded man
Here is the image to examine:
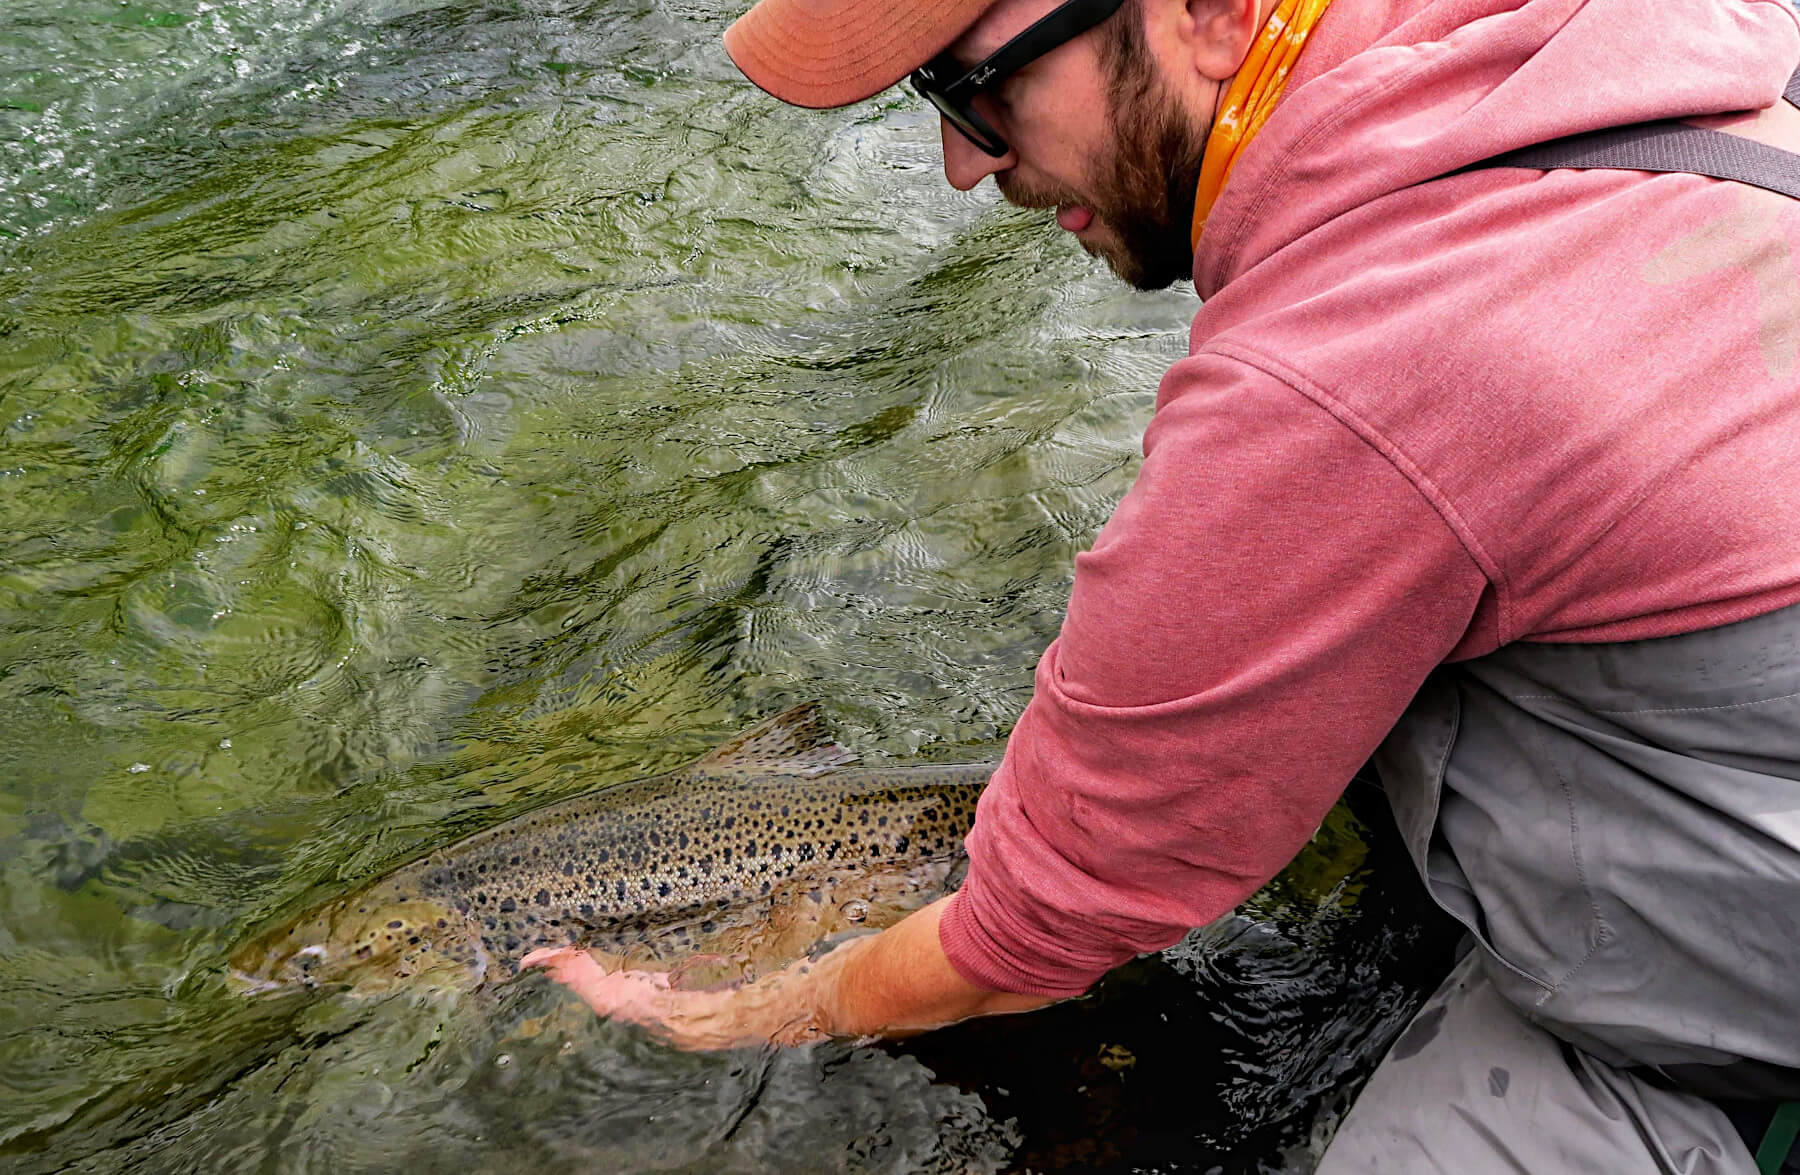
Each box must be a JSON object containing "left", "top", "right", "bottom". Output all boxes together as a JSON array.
[{"left": 525, "top": 0, "right": 1800, "bottom": 1168}]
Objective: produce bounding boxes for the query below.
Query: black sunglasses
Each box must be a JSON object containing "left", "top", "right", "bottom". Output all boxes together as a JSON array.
[{"left": 909, "top": 0, "right": 1130, "bottom": 158}]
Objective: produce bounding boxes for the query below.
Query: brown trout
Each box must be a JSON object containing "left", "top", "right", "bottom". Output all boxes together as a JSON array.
[{"left": 229, "top": 705, "right": 992, "bottom": 994}]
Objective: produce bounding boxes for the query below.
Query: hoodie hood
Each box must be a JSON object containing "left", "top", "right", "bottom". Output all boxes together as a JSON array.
[{"left": 1195, "top": 0, "right": 1800, "bottom": 298}]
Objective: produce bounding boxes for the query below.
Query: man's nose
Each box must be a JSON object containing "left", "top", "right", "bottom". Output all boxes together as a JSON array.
[{"left": 941, "top": 118, "right": 1017, "bottom": 190}]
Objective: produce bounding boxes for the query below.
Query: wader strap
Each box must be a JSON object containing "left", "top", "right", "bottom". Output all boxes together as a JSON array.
[
  {"left": 1757, "top": 1104, "right": 1800, "bottom": 1175},
  {"left": 1444, "top": 64, "right": 1800, "bottom": 1173},
  {"left": 1459, "top": 64, "right": 1800, "bottom": 199}
]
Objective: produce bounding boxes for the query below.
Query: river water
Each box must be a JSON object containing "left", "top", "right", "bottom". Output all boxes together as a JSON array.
[{"left": 0, "top": 0, "right": 1453, "bottom": 1170}]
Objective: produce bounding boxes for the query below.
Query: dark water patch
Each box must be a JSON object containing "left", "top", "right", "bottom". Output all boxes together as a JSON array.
[{"left": 897, "top": 783, "right": 1459, "bottom": 1173}]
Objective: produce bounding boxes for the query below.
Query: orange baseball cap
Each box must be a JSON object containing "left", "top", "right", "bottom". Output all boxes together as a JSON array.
[{"left": 724, "top": 0, "right": 997, "bottom": 109}]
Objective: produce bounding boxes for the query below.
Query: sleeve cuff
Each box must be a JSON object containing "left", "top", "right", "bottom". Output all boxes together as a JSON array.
[{"left": 936, "top": 867, "right": 1121, "bottom": 999}]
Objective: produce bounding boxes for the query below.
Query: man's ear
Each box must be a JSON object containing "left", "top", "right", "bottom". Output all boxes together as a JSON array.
[{"left": 1168, "top": 0, "right": 1264, "bottom": 82}]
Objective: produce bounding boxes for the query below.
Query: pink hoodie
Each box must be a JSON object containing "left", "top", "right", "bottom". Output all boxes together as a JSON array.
[{"left": 939, "top": 0, "right": 1800, "bottom": 996}]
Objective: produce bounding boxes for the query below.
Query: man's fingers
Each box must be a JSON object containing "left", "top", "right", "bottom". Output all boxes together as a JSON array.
[
  {"left": 519, "top": 945, "right": 579, "bottom": 970},
  {"left": 518, "top": 946, "right": 794, "bottom": 1051},
  {"left": 519, "top": 945, "right": 600, "bottom": 985},
  {"left": 520, "top": 946, "right": 682, "bottom": 1022}
]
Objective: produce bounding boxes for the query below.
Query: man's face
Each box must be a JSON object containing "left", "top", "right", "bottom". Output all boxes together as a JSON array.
[{"left": 938, "top": 0, "right": 1211, "bottom": 290}]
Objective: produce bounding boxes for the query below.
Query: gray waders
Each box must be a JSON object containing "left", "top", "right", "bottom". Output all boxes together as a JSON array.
[
  {"left": 1314, "top": 70, "right": 1800, "bottom": 1174},
  {"left": 1318, "top": 602, "right": 1800, "bottom": 1174}
]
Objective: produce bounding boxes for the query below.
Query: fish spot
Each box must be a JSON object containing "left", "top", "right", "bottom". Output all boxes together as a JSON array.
[
  {"left": 535, "top": 889, "right": 549, "bottom": 906},
  {"left": 499, "top": 898, "right": 516, "bottom": 914},
  {"left": 387, "top": 920, "right": 403, "bottom": 929}
]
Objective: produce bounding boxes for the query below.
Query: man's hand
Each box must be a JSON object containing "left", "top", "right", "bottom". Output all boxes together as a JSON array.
[
  {"left": 520, "top": 894, "right": 1058, "bottom": 1049},
  {"left": 518, "top": 943, "right": 835, "bottom": 1049}
]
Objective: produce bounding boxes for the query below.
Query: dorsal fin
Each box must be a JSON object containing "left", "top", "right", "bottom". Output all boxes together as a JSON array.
[{"left": 694, "top": 703, "right": 858, "bottom": 776}]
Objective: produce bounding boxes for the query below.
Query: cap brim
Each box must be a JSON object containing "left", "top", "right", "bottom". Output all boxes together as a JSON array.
[{"left": 724, "top": 0, "right": 987, "bottom": 109}]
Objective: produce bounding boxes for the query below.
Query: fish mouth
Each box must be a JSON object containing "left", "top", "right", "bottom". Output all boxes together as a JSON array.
[
  {"left": 224, "top": 941, "right": 329, "bottom": 996},
  {"left": 225, "top": 968, "right": 290, "bottom": 997}
]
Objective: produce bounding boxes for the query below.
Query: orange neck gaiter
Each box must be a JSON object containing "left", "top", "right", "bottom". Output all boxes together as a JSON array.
[{"left": 1190, "top": 0, "right": 1334, "bottom": 251}]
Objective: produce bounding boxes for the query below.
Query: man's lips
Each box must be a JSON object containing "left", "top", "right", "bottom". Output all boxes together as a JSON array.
[{"left": 1056, "top": 204, "right": 1094, "bottom": 233}]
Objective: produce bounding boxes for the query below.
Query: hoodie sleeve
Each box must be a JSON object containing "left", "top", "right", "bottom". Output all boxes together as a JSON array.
[{"left": 937, "top": 353, "right": 1488, "bottom": 997}]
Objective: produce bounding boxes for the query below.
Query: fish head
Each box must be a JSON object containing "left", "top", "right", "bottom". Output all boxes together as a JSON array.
[{"left": 228, "top": 890, "right": 484, "bottom": 995}]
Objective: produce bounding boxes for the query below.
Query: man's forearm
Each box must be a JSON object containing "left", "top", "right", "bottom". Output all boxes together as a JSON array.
[
  {"left": 813, "top": 894, "right": 1059, "bottom": 1038},
  {"left": 523, "top": 891, "right": 1060, "bottom": 1049}
]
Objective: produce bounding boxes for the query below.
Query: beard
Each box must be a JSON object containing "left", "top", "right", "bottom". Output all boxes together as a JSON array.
[{"left": 997, "top": 12, "right": 1208, "bottom": 291}]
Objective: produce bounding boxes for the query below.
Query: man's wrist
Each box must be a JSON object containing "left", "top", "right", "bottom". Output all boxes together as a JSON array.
[{"left": 805, "top": 894, "right": 1059, "bottom": 1039}]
